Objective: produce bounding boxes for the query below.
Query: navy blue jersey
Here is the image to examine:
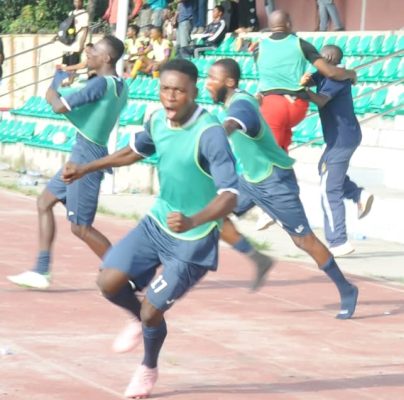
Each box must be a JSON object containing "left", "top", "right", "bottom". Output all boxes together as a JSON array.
[
  {"left": 131, "top": 107, "right": 239, "bottom": 194},
  {"left": 312, "top": 72, "right": 361, "bottom": 148},
  {"left": 225, "top": 99, "right": 261, "bottom": 138}
]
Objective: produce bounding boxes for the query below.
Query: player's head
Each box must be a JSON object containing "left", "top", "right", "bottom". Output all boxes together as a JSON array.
[
  {"left": 212, "top": 5, "right": 224, "bottom": 20},
  {"left": 86, "top": 35, "right": 124, "bottom": 70},
  {"left": 159, "top": 59, "right": 199, "bottom": 124},
  {"left": 150, "top": 26, "right": 163, "bottom": 40},
  {"left": 73, "top": 0, "right": 83, "bottom": 10},
  {"left": 127, "top": 24, "right": 140, "bottom": 38},
  {"left": 206, "top": 58, "right": 240, "bottom": 104},
  {"left": 320, "top": 45, "right": 343, "bottom": 66},
  {"left": 268, "top": 10, "right": 292, "bottom": 33}
]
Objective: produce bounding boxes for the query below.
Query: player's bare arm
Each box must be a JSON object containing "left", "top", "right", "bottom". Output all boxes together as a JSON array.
[
  {"left": 167, "top": 191, "right": 237, "bottom": 233},
  {"left": 62, "top": 145, "right": 143, "bottom": 183},
  {"left": 313, "top": 58, "right": 357, "bottom": 84}
]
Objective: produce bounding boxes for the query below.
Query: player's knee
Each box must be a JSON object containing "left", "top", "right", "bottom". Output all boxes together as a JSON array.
[
  {"left": 37, "top": 191, "right": 53, "bottom": 213},
  {"left": 292, "top": 233, "right": 315, "bottom": 251},
  {"left": 140, "top": 300, "right": 163, "bottom": 327},
  {"left": 70, "top": 223, "right": 89, "bottom": 240}
]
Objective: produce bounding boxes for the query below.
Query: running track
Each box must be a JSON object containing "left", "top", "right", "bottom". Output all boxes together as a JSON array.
[{"left": 1, "top": 189, "right": 403, "bottom": 400}]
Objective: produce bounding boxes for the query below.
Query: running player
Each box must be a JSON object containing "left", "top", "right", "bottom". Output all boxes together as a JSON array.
[
  {"left": 7, "top": 36, "right": 128, "bottom": 289},
  {"left": 206, "top": 58, "right": 359, "bottom": 320},
  {"left": 61, "top": 59, "right": 239, "bottom": 398},
  {"left": 302, "top": 45, "right": 374, "bottom": 257}
]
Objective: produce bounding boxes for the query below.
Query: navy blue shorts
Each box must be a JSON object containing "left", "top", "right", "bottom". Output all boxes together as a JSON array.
[
  {"left": 101, "top": 216, "right": 219, "bottom": 311},
  {"left": 47, "top": 134, "right": 108, "bottom": 226},
  {"left": 234, "top": 167, "right": 312, "bottom": 237}
]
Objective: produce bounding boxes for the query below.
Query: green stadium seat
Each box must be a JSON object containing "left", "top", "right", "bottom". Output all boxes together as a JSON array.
[
  {"left": 394, "top": 35, "right": 404, "bottom": 52},
  {"left": 292, "top": 115, "right": 322, "bottom": 145},
  {"left": 355, "top": 35, "right": 373, "bottom": 55},
  {"left": 334, "top": 35, "right": 348, "bottom": 52},
  {"left": 397, "top": 58, "right": 404, "bottom": 80},
  {"left": 322, "top": 35, "right": 337, "bottom": 46},
  {"left": 344, "top": 35, "right": 361, "bottom": 56},
  {"left": 369, "top": 87, "right": 388, "bottom": 112},
  {"left": 380, "top": 34, "right": 397, "bottom": 55},
  {"left": 311, "top": 36, "right": 324, "bottom": 50},
  {"left": 362, "top": 61, "right": 384, "bottom": 82},
  {"left": 354, "top": 86, "right": 372, "bottom": 114},
  {"left": 366, "top": 35, "right": 385, "bottom": 56},
  {"left": 380, "top": 57, "right": 400, "bottom": 81}
]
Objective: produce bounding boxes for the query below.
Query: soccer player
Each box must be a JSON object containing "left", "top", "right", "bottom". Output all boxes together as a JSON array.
[
  {"left": 206, "top": 58, "right": 358, "bottom": 320},
  {"left": 61, "top": 59, "right": 239, "bottom": 398},
  {"left": 7, "top": 36, "right": 128, "bottom": 289},
  {"left": 301, "top": 45, "right": 373, "bottom": 257}
]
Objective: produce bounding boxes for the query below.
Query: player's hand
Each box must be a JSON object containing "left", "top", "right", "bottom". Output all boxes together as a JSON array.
[
  {"left": 255, "top": 92, "right": 264, "bottom": 106},
  {"left": 300, "top": 72, "right": 312, "bottom": 86},
  {"left": 62, "top": 162, "right": 85, "bottom": 184},
  {"left": 348, "top": 69, "right": 357, "bottom": 84},
  {"left": 167, "top": 212, "right": 194, "bottom": 233}
]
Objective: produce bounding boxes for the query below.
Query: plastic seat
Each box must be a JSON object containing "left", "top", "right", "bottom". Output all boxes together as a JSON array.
[
  {"left": 380, "top": 57, "right": 400, "bottom": 81},
  {"left": 366, "top": 35, "right": 385, "bottom": 56},
  {"left": 311, "top": 36, "right": 324, "bottom": 50},
  {"left": 344, "top": 35, "right": 361, "bottom": 56},
  {"left": 322, "top": 35, "right": 337, "bottom": 46},
  {"left": 394, "top": 35, "right": 404, "bottom": 52},
  {"left": 334, "top": 35, "right": 348, "bottom": 52},
  {"left": 369, "top": 87, "right": 388, "bottom": 112},
  {"left": 361, "top": 61, "right": 384, "bottom": 82},
  {"left": 355, "top": 35, "right": 372, "bottom": 55},
  {"left": 354, "top": 86, "right": 372, "bottom": 114},
  {"left": 378, "top": 34, "right": 397, "bottom": 55}
]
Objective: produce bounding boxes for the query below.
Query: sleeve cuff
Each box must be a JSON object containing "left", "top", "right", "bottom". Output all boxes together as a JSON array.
[
  {"left": 60, "top": 97, "right": 71, "bottom": 111},
  {"left": 225, "top": 116, "right": 247, "bottom": 132},
  {"left": 217, "top": 188, "right": 239, "bottom": 196},
  {"left": 129, "top": 132, "right": 148, "bottom": 158}
]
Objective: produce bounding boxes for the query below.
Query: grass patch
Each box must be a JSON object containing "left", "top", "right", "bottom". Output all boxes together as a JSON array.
[
  {"left": 246, "top": 236, "right": 272, "bottom": 251},
  {"left": 0, "top": 180, "right": 40, "bottom": 197},
  {"left": 97, "top": 204, "right": 140, "bottom": 221}
]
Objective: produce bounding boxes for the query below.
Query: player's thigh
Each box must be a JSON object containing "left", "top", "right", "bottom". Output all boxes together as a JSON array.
[
  {"left": 65, "top": 168, "right": 103, "bottom": 225},
  {"left": 146, "top": 259, "right": 208, "bottom": 312},
  {"left": 232, "top": 179, "right": 255, "bottom": 217},
  {"left": 254, "top": 167, "right": 312, "bottom": 237},
  {"left": 102, "top": 219, "right": 161, "bottom": 282},
  {"left": 46, "top": 168, "right": 67, "bottom": 204}
]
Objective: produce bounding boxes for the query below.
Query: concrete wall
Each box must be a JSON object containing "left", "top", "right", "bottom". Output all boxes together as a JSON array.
[{"left": 256, "top": 0, "right": 404, "bottom": 32}]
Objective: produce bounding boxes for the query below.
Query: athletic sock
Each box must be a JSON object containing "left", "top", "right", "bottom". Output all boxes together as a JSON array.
[
  {"left": 142, "top": 319, "right": 167, "bottom": 369},
  {"left": 233, "top": 236, "right": 253, "bottom": 253},
  {"left": 33, "top": 251, "right": 50, "bottom": 275},
  {"left": 233, "top": 236, "right": 273, "bottom": 291},
  {"left": 248, "top": 248, "right": 274, "bottom": 291},
  {"left": 105, "top": 282, "right": 142, "bottom": 320},
  {"left": 322, "top": 257, "right": 358, "bottom": 319}
]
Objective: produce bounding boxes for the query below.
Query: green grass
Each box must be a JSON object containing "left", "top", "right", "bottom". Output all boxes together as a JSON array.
[
  {"left": 96, "top": 204, "right": 140, "bottom": 221},
  {"left": 0, "top": 179, "right": 40, "bottom": 197}
]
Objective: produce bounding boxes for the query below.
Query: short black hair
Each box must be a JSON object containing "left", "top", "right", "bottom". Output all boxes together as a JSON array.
[
  {"left": 321, "top": 44, "right": 343, "bottom": 63},
  {"left": 160, "top": 59, "right": 198, "bottom": 83},
  {"left": 215, "top": 5, "right": 225, "bottom": 14},
  {"left": 128, "top": 24, "right": 140, "bottom": 35},
  {"left": 102, "top": 35, "right": 125, "bottom": 64},
  {"left": 213, "top": 58, "right": 241, "bottom": 86},
  {"left": 150, "top": 25, "right": 163, "bottom": 34}
]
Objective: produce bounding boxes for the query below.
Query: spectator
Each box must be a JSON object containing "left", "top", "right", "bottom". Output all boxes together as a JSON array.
[
  {"left": 138, "top": 0, "right": 168, "bottom": 31},
  {"left": 60, "top": 0, "right": 89, "bottom": 67},
  {"left": 190, "top": 5, "right": 227, "bottom": 57},
  {"left": 124, "top": 24, "right": 146, "bottom": 74},
  {"left": 130, "top": 26, "right": 172, "bottom": 78},
  {"left": 256, "top": 10, "right": 356, "bottom": 151},
  {"left": 192, "top": 0, "right": 207, "bottom": 34},
  {"left": 302, "top": 45, "right": 373, "bottom": 256},
  {"left": 265, "top": 0, "right": 275, "bottom": 15},
  {"left": 103, "top": 0, "right": 140, "bottom": 33},
  {"left": 317, "top": 0, "right": 344, "bottom": 31},
  {"left": 236, "top": 0, "right": 258, "bottom": 33},
  {"left": 176, "top": 0, "right": 193, "bottom": 58},
  {"left": 0, "top": 36, "right": 4, "bottom": 82}
]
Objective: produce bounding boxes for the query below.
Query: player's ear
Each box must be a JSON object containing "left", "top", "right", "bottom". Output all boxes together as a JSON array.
[
  {"left": 226, "top": 76, "right": 236, "bottom": 89},
  {"left": 193, "top": 85, "right": 198, "bottom": 101}
]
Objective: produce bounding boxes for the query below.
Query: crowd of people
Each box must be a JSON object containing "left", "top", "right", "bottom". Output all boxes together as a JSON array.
[{"left": 4, "top": 0, "right": 379, "bottom": 398}]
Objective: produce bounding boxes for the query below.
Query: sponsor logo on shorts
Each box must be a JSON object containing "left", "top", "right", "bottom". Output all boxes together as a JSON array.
[
  {"left": 68, "top": 211, "right": 75, "bottom": 216},
  {"left": 294, "top": 224, "right": 304, "bottom": 234},
  {"left": 166, "top": 299, "right": 175, "bottom": 305}
]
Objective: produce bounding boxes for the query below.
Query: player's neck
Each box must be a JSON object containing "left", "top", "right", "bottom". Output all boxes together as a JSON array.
[{"left": 96, "top": 66, "right": 117, "bottom": 77}]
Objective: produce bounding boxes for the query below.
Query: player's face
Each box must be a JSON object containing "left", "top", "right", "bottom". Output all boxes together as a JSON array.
[
  {"left": 160, "top": 71, "right": 197, "bottom": 124},
  {"left": 86, "top": 40, "right": 108, "bottom": 70},
  {"left": 206, "top": 64, "right": 228, "bottom": 104}
]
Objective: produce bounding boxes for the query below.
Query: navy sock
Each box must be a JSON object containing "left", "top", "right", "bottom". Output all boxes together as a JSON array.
[
  {"left": 233, "top": 236, "right": 253, "bottom": 254},
  {"left": 322, "top": 257, "right": 358, "bottom": 319},
  {"left": 105, "top": 282, "right": 142, "bottom": 320},
  {"left": 33, "top": 251, "right": 50, "bottom": 275},
  {"left": 142, "top": 320, "right": 167, "bottom": 369}
]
